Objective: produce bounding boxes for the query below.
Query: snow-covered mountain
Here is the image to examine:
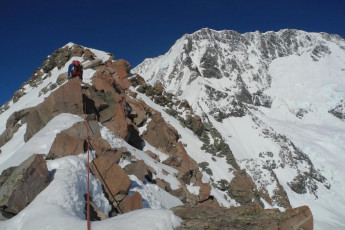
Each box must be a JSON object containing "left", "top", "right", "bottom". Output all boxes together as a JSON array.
[
  {"left": 0, "top": 28, "right": 344, "bottom": 230},
  {"left": 133, "top": 28, "right": 345, "bottom": 229}
]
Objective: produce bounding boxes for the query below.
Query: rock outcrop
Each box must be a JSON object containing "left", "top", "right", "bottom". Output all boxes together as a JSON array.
[
  {"left": 0, "top": 154, "right": 50, "bottom": 218},
  {"left": 172, "top": 203, "right": 313, "bottom": 230}
]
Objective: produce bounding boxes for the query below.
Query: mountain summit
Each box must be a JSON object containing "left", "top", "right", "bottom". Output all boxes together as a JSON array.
[{"left": 133, "top": 28, "right": 345, "bottom": 229}]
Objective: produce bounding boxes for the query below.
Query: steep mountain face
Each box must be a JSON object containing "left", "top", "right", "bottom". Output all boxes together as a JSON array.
[
  {"left": 0, "top": 42, "right": 315, "bottom": 229},
  {"left": 133, "top": 28, "right": 345, "bottom": 229}
]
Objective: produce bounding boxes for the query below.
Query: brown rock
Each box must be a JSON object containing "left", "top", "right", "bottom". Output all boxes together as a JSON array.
[
  {"left": 126, "top": 97, "right": 149, "bottom": 126},
  {"left": 172, "top": 203, "right": 313, "bottom": 230},
  {"left": 83, "top": 49, "right": 96, "bottom": 61},
  {"left": 63, "top": 120, "right": 101, "bottom": 140},
  {"left": 145, "top": 150, "right": 160, "bottom": 161},
  {"left": 142, "top": 112, "right": 179, "bottom": 153},
  {"left": 56, "top": 73, "right": 67, "bottom": 85},
  {"left": 280, "top": 206, "right": 313, "bottom": 230},
  {"left": 47, "top": 132, "right": 84, "bottom": 159},
  {"left": 83, "top": 59, "right": 102, "bottom": 70},
  {"left": 93, "top": 75, "right": 115, "bottom": 94},
  {"left": 89, "top": 200, "right": 108, "bottom": 221},
  {"left": 229, "top": 170, "right": 256, "bottom": 204},
  {"left": 90, "top": 151, "right": 131, "bottom": 203},
  {"left": 153, "top": 84, "right": 164, "bottom": 95},
  {"left": 196, "top": 174, "right": 211, "bottom": 202},
  {"left": 155, "top": 178, "right": 172, "bottom": 192},
  {"left": 119, "top": 192, "right": 142, "bottom": 213},
  {"left": 123, "top": 160, "right": 149, "bottom": 182},
  {"left": 24, "top": 78, "right": 83, "bottom": 141},
  {"left": 88, "top": 137, "right": 112, "bottom": 157},
  {"left": 0, "top": 154, "right": 50, "bottom": 217}
]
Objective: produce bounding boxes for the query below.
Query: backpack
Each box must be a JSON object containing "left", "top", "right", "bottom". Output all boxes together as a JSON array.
[{"left": 72, "top": 60, "right": 82, "bottom": 77}]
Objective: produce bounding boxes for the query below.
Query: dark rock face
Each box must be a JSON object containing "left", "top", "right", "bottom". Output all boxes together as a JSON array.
[
  {"left": 172, "top": 203, "right": 313, "bottom": 230},
  {"left": 0, "top": 154, "right": 50, "bottom": 218},
  {"left": 329, "top": 99, "right": 345, "bottom": 120}
]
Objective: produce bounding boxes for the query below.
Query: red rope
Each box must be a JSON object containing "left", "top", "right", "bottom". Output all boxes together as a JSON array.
[{"left": 84, "top": 95, "right": 91, "bottom": 230}]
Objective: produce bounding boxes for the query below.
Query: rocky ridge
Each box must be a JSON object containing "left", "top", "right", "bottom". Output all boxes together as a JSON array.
[{"left": 0, "top": 42, "right": 314, "bottom": 229}]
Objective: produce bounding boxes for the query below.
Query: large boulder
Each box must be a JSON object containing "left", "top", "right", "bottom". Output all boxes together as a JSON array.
[
  {"left": 83, "top": 59, "right": 102, "bottom": 70},
  {"left": 142, "top": 112, "right": 179, "bottom": 153},
  {"left": 46, "top": 132, "right": 84, "bottom": 159},
  {"left": 104, "top": 59, "right": 131, "bottom": 90},
  {"left": 228, "top": 170, "right": 256, "bottom": 204},
  {"left": 0, "top": 154, "right": 50, "bottom": 218},
  {"left": 118, "top": 192, "right": 142, "bottom": 214},
  {"left": 24, "top": 78, "right": 83, "bottom": 141},
  {"left": 47, "top": 120, "right": 103, "bottom": 159},
  {"left": 90, "top": 150, "right": 131, "bottom": 204},
  {"left": 123, "top": 160, "right": 151, "bottom": 182}
]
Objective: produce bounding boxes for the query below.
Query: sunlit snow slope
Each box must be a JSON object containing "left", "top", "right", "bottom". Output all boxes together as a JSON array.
[{"left": 133, "top": 28, "right": 345, "bottom": 230}]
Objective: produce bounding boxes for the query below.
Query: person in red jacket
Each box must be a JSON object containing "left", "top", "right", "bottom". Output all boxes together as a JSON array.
[{"left": 68, "top": 60, "right": 83, "bottom": 81}]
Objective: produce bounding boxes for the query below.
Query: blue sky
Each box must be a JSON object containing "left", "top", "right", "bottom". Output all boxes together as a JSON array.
[{"left": 0, "top": 0, "right": 344, "bottom": 106}]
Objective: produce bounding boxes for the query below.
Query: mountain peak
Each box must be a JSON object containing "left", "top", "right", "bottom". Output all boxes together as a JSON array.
[{"left": 133, "top": 28, "right": 345, "bottom": 229}]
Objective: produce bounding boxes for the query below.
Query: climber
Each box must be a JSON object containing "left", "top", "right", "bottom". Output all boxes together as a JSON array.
[{"left": 68, "top": 60, "right": 83, "bottom": 81}]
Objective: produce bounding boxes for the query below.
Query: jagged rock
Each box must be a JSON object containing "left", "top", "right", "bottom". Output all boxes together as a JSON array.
[
  {"left": 42, "top": 45, "right": 84, "bottom": 73},
  {"left": 0, "top": 154, "right": 50, "bottom": 218},
  {"left": 0, "top": 110, "right": 27, "bottom": 148},
  {"left": 123, "top": 160, "right": 150, "bottom": 182},
  {"left": 155, "top": 178, "right": 172, "bottom": 192},
  {"left": 24, "top": 78, "right": 83, "bottom": 142},
  {"left": 62, "top": 120, "right": 101, "bottom": 139},
  {"left": 145, "top": 150, "right": 160, "bottom": 161},
  {"left": 0, "top": 167, "right": 17, "bottom": 187},
  {"left": 90, "top": 150, "right": 131, "bottom": 204},
  {"left": 125, "top": 96, "right": 149, "bottom": 126},
  {"left": 119, "top": 192, "right": 142, "bottom": 214},
  {"left": 172, "top": 203, "right": 313, "bottom": 230},
  {"left": 153, "top": 84, "right": 164, "bottom": 95},
  {"left": 329, "top": 99, "right": 345, "bottom": 120},
  {"left": 104, "top": 59, "right": 131, "bottom": 90},
  {"left": 184, "top": 115, "right": 203, "bottom": 136},
  {"left": 228, "top": 170, "right": 256, "bottom": 204},
  {"left": 83, "top": 49, "right": 96, "bottom": 61},
  {"left": 83, "top": 59, "right": 102, "bottom": 70},
  {"left": 89, "top": 137, "right": 112, "bottom": 157},
  {"left": 12, "top": 90, "right": 25, "bottom": 103},
  {"left": 56, "top": 73, "right": 67, "bottom": 85},
  {"left": 142, "top": 112, "right": 179, "bottom": 153},
  {"left": 196, "top": 175, "right": 211, "bottom": 202},
  {"left": 89, "top": 200, "right": 108, "bottom": 221},
  {"left": 46, "top": 132, "right": 84, "bottom": 159}
]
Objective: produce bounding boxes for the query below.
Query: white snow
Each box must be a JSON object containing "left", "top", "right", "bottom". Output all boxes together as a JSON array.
[
  {"left": 133, "top": 28, "right": 345, "bottom": 229},
  {"left": 0, "top": 113, "right": 84, "bottom": 174},
  {"left": 0, "top": 114, "right": 182, "bottom": 230},
  {"left": 129, "top": 175, "right": 183, "bottom": 209}
]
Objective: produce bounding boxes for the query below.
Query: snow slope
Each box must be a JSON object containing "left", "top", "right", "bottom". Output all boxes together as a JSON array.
[{"left": 133, "top": 28, "right": 345, "bottom": 229}]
